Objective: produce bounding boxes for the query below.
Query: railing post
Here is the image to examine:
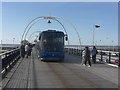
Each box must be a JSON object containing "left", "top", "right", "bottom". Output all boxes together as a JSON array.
[
  {"left": 77, "top": 49, "right": 79, "bottom": 55},
  {"left": 74, "top": 49, "right": 76, "bottom": 55},
  {"left": 100, "top": 50, "right": 103, "bottom": 61},
  {"left": 72, "top": 48, "right": 74, "bottom": 55},
  {"left": 0, "top": 55, "right": 2, "bottom": 83},
  {"left": 109, "top": 52, "right": 111, "bottom": 63},
  {"left": 8, "top": 52, "right": 12, "bottom": 68},
  {"left": 4, "top": 53, "right": 7, "bottom": 72},
  {"left": 67, "top": 48, "right": 68, "bottom": 53},
  {"left": 119, "top": 51, "right": 120, "bottom": 67},
  {"left": 68, "top": 48, "right": 70, "bottom": 54}
]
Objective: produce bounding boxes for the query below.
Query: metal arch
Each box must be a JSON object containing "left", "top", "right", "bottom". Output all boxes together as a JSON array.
[
  {"left": 21, "top": 16, "right": 44, "bottom": 41},
  {"left": 57, "top": 17, "right": 82, "bottom": 49},
  {"left": 29, "top": 35, "right": 38, "bottom": 43},
  {"left": 24, "top": 20, "right": 41, "bottom": 40},
  {"left": 22, "top": 16, "right": 70, "bottom": 45},
  {"left": 69, "top": 22, "right": 82, "bottom": 49},
  {"left": 53, "top": 18, "right": 69, "bottom": 45},
  {"left": 28, "top": 31, "right": 41, "bottom": 41},
  {"left": 55, "top": 16, "right": 82, "bottom": 60}
]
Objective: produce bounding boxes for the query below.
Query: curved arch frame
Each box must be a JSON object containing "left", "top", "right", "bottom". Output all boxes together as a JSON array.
[
  {"left": 21, "top": 16, "right": 69, "bottom": 45},
  {"left": 21, "top": 16, "right": 82, "bottom": 52},
  {"left": 28, "top": 31, "right": 41, "bottom": 42}
]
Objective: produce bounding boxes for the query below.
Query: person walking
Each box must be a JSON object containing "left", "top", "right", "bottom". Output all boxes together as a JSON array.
[
  {"left": 81, "top": 48, "right": 85, "bottom": 65},
  {"left": 20, "top": 44, "right": 25, "bottom": 58},
  {"left": 91, "top": 46, "right": 98, "bottom": 64},
  {"left": 84, "top": 46, "right": 91, "bottom": 67},
  {"left": 28, "top": 43, "right": 32, "bottom": 56},
  {"left": 25, "top": 44, "right": 30, "bottom": 58}
]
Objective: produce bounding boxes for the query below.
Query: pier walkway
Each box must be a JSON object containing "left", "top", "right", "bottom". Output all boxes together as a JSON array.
[{"left": 1, "top": 48, "right": 118, "bottom": 89}]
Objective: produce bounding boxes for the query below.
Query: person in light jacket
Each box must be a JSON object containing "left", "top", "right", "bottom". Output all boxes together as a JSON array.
[
  {"left": 25, "top": 44, "right": 30, "bottom": 58},
  {"left": 81, "top": 48, "right": 85, "bottom": 65}
]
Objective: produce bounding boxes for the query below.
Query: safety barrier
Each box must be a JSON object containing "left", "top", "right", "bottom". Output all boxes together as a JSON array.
[
  {"left": 65, "top": 48, "right": 82, "bottom": 56},
  {"left": 65, "top": 48, "right": 119, "bottom": 66},
  {"left": 0, "top": 48, "right": 20, "bottom": 74}
]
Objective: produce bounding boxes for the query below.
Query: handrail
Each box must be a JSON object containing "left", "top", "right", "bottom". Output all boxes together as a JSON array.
[
  {"left": 1, "top": 48, "right": 21, "bottom": 74},
  {"left": 65, "top": 47, "right": 119, "bottom": 67}
]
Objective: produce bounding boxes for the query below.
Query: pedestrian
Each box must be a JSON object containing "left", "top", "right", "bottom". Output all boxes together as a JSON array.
[
  {"left": 84, "top": 46, "right": 91, "bottom": 67},
  {"left": 91, "top": 46, "right": 98, "bottom": 64},
  {"left": 28, "top": 43, "right": 32, "bottom": 56},
  {"left": 81, "top": 48, "right": 85, "bottom": 65},
  {"left": 20, "top": 44, "right": 25, "bottom": 58},
  {"left": 25, "top": 44, "right": 30, "bottom": 58}
]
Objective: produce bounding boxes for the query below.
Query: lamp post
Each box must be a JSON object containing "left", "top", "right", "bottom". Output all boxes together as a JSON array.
[
  {"left": 99, "top": 40, "right": 101, "bottom": 50},
  {"left": 1, "top": 40, "right": 2, "bottom": 45},
  {"left": 112, "top": 40, "right": 114, "bottom": 51},
  {"left": 0, "top": 40, "right": 2, "bottom": 50},
  {"left": 93, "top": 24, "right": 100, "bottom": 46},
  {"left": 13, "top": 38, "right": 15, "bottom": 44}
]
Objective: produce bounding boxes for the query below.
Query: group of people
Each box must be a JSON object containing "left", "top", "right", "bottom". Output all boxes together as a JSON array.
[
  {"left": 20, "top": 43, "right": 32, "bottom": 58},
  {"left": 81, "top": 46, "right": 98, "bottom": 67}
]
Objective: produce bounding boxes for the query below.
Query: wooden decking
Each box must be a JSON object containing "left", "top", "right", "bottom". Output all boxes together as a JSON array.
[{"left": 2, "top": 48, "right": 118, "bottom": 89}]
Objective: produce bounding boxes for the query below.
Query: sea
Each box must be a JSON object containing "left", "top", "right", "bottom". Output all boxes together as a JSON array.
[
  {"left": 0, "top": 44, "right": 20, "bottom": 54},
  {"left": 0, "top": 44, "right": 118, "bottom": 54}
]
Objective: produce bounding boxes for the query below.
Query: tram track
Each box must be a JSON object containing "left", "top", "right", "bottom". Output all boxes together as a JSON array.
[
  {"left": 28, "top": 50, "right": 39, "bottom": 88},
  {"left": 47, "top": 62, "right": 98, "bottom": 88},
  {"left": 46, "top": 62, "right": 70, "bottom": 88},
  {"left": 60, "top": 63, "right": 99, "bottom": 88},
  {"left": 31, "top": 51, "right": 68, "bottom": 88}
]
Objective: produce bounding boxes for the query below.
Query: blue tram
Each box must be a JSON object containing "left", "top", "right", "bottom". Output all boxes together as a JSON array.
[{"left": 38, "top": 30, "right": 67, "bottom": 61}]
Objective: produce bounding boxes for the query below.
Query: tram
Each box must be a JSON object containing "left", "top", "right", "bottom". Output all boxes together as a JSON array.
[{"left": 38, "top": 30, "right": 67, "bottom": 61}]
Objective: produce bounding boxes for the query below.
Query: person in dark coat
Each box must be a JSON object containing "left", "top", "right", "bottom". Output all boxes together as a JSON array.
[
  {"left": 20, "top": 44, "right": 25, "bottom": 58},
  {"left": 84, "top": 46, "right": 91, "bottom": 67},
  {"left": 28, "top": 43, "right": 32, "bottom": 56}
]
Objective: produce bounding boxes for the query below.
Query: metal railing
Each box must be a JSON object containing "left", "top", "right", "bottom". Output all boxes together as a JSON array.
[
  {"left": 0, "top": 48, "right": 20, "bottom": 74},
  {"left": 65, "top": 48, "right": 119, "bottom": 66}
]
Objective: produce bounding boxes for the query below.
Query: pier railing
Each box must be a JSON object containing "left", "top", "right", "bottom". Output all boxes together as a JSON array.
[
  {"left": 65, "top": 48, "right": 119, "bottom": 66},
  {"left": 0, "top": 48, "right": 20, "bottom": 75}
]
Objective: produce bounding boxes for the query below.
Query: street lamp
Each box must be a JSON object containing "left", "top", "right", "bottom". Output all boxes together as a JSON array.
[
  {"left": 48, "top": 20, "right": 51, "bottom": 23},
  {"left": 93, "top": 24, "right": 100, "bottom": 46}
]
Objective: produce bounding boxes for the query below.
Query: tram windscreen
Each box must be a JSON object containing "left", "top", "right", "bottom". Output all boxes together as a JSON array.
[{"left": 41, "top": 32, "right": 64, "bottom": 52}]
